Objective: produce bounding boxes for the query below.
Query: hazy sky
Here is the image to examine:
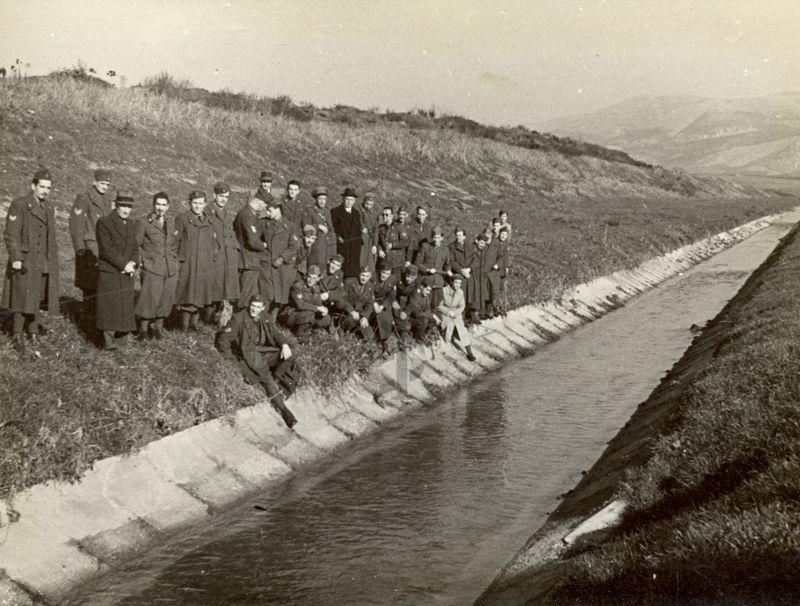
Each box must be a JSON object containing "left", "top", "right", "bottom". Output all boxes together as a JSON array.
[{"left": 1, "top": 0, "right": 798, "bottom": 126}]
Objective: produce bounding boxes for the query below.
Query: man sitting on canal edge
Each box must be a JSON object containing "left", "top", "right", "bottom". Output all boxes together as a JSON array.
[{"left": 217, "top": 294, "right": 299, "bottom": 428}]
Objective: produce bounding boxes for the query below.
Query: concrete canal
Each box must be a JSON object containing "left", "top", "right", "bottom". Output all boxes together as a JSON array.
[{"left": 63, "top": 215, "right": 798, "bottom": 606}]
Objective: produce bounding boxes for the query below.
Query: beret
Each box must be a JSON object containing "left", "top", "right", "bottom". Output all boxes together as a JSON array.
[
  {"left": 114, "top": 189, "right": 135, "bottom": 204},
  {"left": 311, "top": 186, "right": 328, "bottom": 198},
  {"left": 307, "top": 264, "right": 322, "bottom": 276},
  {"left": 341, "top": 187, "right": 358, "bottom": 198},
  {"left": 302, "top": 224, "right": 317, "bottom": 236},
  {"left": 249, "top": 294, "right": 266, "bottom": 305},
  {"left": 33, "top": 168, "right": 52, "bottom": 182},
  {"left": 94, "top": 168, "right": 112, "bottom": 182},
  {"left": 364, "top": 191, "right": 376, "bottom": 202},
  {"left": 188, "top": 190, "right": 206, "bottom": 201},
  {"left": 213, "top": 182, "right": 230, "bottom": 194},
  {"left": 499, "top": 226, "right": 509, "bottom": 233},
  {"left": 259, "top": 171, "right": 273, "bottom": 181},
  {"left": 430, "top": 226, "right": 443, "bottom": 238},
  {"left": 330, "top": 254, "right": 345, "bottom": 264}
]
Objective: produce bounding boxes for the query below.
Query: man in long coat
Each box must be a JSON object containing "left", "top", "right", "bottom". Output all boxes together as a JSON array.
[
  {"left": 2, "top": 168, "right": 60, "bottom": 353},
  {"left": 217, "top": 294, "right": 299, "bottom": 428},
  {"left": 330, "top": 187, "right": 363, "bottom": 279},
  {"left": 372, "top": 265, "right": 397, "bottom": 355},
  {"left": 448, "top": 227, "right": 473, "bottom": 311},
  {"left": 261, "top": 198, "right": 299, "bottom": 319},
  {"left": 406, "top": 206, "right": 431, "bottom": 264},
  {"left": 301, "top": 187, "right": 337, "bottom": 269},
  {"left": 414, "top": 226, "right": 451, "bottom": 308},
  {"left": 69, "top": 168, "right": 112, "bottom": 312},
  {"left": 466, "top": 234, "right": 501, "bottom": 321},
  {"left": 359, "top": 192, "right": 380, "bottom": 271},
  {"left": 95, "top": 190, "right": 138, "bottom": 350},
  {"left": 207, "top": 182, "right": 241, "bottom": 313},
  {"left": 175, "top": 190, "right": 222, "bottom": 331},
  {"left": 234, "top": 193, "right": 268, "bottom": 309},
  {"left": 135, "top": 192, "right": 179, "bottom": 339},
  {"left": 282, "top": 179, "right": 307, "bottom": 226},
  {"left": 377, "top": 207, "right": 409, "bottom": 275}
]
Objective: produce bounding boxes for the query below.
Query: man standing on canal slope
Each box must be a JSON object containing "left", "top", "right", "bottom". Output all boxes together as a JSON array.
[
  {"left": 69, "top": 168, "right": 112, "bottom": 318},
  {"left": 218, "top": 294, "right": 298, "bottom": 428},
  {"left": 3, "top": 169, "right": 60, "bottom": 354},
  {"left": 331, "top": 187, "right": 363, "bottom": 279}
]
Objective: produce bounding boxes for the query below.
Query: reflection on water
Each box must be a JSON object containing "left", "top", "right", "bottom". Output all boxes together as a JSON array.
[{"left": 65, "top": 223, "right": 793, "bottom": 606}]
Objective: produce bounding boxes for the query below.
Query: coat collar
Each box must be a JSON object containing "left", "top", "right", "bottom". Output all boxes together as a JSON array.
[{"left": 26, "top": 192, "right": 47, "bottom": 222}]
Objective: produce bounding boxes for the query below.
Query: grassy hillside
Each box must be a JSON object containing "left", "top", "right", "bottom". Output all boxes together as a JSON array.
[{"left": 0, "top": 76, "right": 794, "bottom": 500}]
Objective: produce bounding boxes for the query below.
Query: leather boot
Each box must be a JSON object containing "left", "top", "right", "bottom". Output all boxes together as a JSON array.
[{"left": 465, "top": 345, "right": 476, "bottom": 362}]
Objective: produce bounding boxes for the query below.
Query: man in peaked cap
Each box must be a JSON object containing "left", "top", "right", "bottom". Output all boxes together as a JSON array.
[
  {"left": 217, "top": 293, "right": 299, "bottom": 428},
  {"left": 294, "top": 223, "right": 318, "bottom": 278},
  {"left": 254, "top": 170, "right": 275, "bottom": 204},
  {"left": 69, "top": 168, "right": 112, "bottom": 317},
  {"left": 95, "top": 190, "right": 139, "bottom": 350},
  {"left": 207, "top": 181, "right": 241, "bottom": 317},
  {"left": 359, "top": 191, "right": 379, "bottom": 272},
  {"left": 3, "top": 168, "right": 60, "bottom": 353}
]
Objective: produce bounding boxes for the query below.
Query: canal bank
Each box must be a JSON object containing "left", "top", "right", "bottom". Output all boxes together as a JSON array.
[
  {"left": 476, "top": 211, "right": 800, "bottom": 606},
  {"left": 0, "top": 211, "right": 794, "bottom": 605}
]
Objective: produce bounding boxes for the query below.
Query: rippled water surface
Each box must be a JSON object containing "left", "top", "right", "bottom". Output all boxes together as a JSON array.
[{"left": 67, "top": 218, "right": 797, "bottom": 606}]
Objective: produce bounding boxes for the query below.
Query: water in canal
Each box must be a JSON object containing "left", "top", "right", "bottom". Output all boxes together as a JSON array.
[{"left": 67, "top": 217, "right": 797, "bottom": 606}]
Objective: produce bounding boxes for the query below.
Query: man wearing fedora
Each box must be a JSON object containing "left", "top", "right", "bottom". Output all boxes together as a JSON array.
[
  {"left": 69, "top": 168, "right": 112, "bottom": 315},
  {"left": 330, "top": 187, "right": 363, "bottom": 279},
  {"left": 3, "top": 169, "right": 60, "bottom": 353},
  {"left": 95, "top": 190, "right": 139, "bottom": 350}
]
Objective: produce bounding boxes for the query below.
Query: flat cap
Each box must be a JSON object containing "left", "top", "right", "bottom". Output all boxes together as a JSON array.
[
  {"left": 94, "top": 168, "right": 112, "bottom": 182},
  {"left": 213, "top": 181, "right": 230, "bottom": 194},
  {"left": 114, "top": 189, "right": 135, "bottom": 205},
  {"left": 341, "top": 187, "right": 358, "bottom": 198},
  {"left": 249, "top": 293, "right": 266, "bottom": 305},
  {"left": 364, "top": 191, "right": 376, "bottom": 202},
  {"left": 476, "top": 233, "right": 488, "bottom": 242},
  {"left": 307, "top": 264, "right": 322, "bottom": 276},
  {"left": 259, "top": 171, "right": 273, "bottom": 181},
  {"left": 33, "top": 168, "right": 52, "bottom": 182},
  {"left": 188, "top": 190, "right": 206, "bottom": 201},
  {"left": 302, "top": 224, "right": 317, "bottom": 236},
  {"left": 311, "top": 186, "right": 328, "bottom": 198},
  {"left": 330, "top": 254, "right": 345, "bottom": 264}
]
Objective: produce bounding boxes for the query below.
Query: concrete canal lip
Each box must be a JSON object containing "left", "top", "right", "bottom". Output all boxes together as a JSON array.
[{"left": 0, "top": 210, "right": 794, "bottom": 605}]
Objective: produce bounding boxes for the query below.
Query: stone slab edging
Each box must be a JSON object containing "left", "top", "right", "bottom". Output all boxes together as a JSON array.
[{"left": 0, "top": 212, "right": 786, "bottom": 605}]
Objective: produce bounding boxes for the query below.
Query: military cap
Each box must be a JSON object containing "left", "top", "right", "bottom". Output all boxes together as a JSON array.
[
  {"left": 249, "top": 293, "right": 266, "bottom": 305},
  {"left": 188, "top": 190, "right": 206, "bottom": 201},
  {"left": 330, "top": 254, "right": 344, "bottom": 264},
  {"left": 114, "top": 190, "right": 135, "bottom": 205},
  {"left": 32, "top": 168, "right": 52, "bottom": 182},
  {"left": 259, "top": 171, "right": 273, "bottom": 182},
  {"left": 311, "top": 186, "right": 328, "bottom": 198},
  {"left": 302, "top": 224, "right": 317, "bottom": 236},
  {"left": 94, "top": 168, "right": 112, "bottom": 182},
  {"left": 341, "top": 187, "right": 359, "bottom": 198},
  {"left": 404, "top": 264, "right": 419, "bottom": 276},
  {"left": 307, "top": 264, "right": 322, "bottom": 277},
  {"left": 213, "top": 181, "right": 230, "bottom": 194},
  {"left": 421, "top": 276, "right": 434, "bottom": 287},
  {"left": 499, "top": 226, "right": 509, "bottom": 233},
  {"left": 430, "top": 226, "right": 443, "bottom": 238},
  {"left": 364, "top": 191, "right": 376, "bottom": 202},
  {"left": 476, "top": 234, "right": 488, "bottom": 242},
  {"left": 359, "top": 265, "right": 373, "bottom": 274}
]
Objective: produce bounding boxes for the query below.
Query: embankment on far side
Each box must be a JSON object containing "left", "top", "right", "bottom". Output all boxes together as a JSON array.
[
  {"left": 477, "top": 218, "right": 800, "bottom": 605},
  {"left": 0, "top": 213, "right": 789, "bottom": 606}
]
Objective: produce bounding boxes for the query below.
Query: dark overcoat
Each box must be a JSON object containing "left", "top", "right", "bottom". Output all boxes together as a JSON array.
[
  {"left": 95, "top": 212, "right": 138, "bottom": 331},
  {"left": 69, "top": 188, "right": 109, "bottom": 292},
  {"left": 2, "top": 192, "right": 60, "bottom": 314},
  {"left": 405, "top": 220, "right": 430, "bottom": 263},
  {"left": 175, "top": 211, "right": 221, "bottom": 307},
  {"left": 207, "top": 203, "right": 241, "bottom": 301},
  {"left": 359, "top": 205, "right": 380, "bottom": 270},
  {"left": 135, "top": 213, "right": 179, "bottom": 319},
  {"left": 378, "top": 222, "right": 409, "bottom": 271},
  {"left": 466, "top": 242, "right": 500, "bottom": 310},
  {"left": 414, "top": 242, "right": 451, "bottom": 289},
  {"left": 282, "top": 196, "right": 308, "bottom": 226},
  {"left": 301, "top": 204, "right": 337, "bottom": 269},
  {"left": 261, "top": 218, "right": 299, "bottom": 305},
  {"left": 330, "top": 204, "right": 362, "bottom": 278}
]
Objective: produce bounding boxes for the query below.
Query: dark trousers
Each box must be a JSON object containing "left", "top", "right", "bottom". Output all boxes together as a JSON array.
[
  {"left": 283, "top": 308, "right": 332, "bottom": 336},
  {"left": 340, "top": 315, "right": 373, "bottom": 340},
  {"left": 373, "top": 307, "right": 394, "bottom": 342}
]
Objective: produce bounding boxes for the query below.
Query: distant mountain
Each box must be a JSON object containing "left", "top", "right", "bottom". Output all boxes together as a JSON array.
[{"left": 544, "top": 93, "right": 800, "bottom": 175}]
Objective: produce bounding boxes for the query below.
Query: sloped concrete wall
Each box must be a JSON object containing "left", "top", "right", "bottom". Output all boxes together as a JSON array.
[{"left": 0, "top": 212, "right": 786, "bottom": 605}]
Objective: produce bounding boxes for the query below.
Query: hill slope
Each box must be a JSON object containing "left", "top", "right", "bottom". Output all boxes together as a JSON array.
[{"left": 545, "top": 92, "right": 800, "bottom": 175}]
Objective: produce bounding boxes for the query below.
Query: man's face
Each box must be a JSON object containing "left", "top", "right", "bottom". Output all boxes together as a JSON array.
[
  {"left": 32, "top": 179, "right": 52, "bottom": 201},
  {"left": 421, "top": 285, "right": 432, "bottom": 296},
  {"left": 416, "top": 209, "right": 427, "bottom": 223},
  {"left": 315, "top": 195, "right": 328, "bottom": 208},
  {"left": 398, "top": 210, "right": 408, "bottom": 223},
  {"left": 94, "top": 180, "right": 111, "bottom": 195},
  {"left": 382, "top": 209, "right": 393, "bottom": 224},
  {"left": 265, "top": 206, "right": 278, "bottom": 220},
  {"left": 491, "top": 222, "right": 501, "bottom": 235},
  {"left": 249, "top": 301, "right": 266, "bottom": 319},
  {"left": 260, "top": 180, "right": 272, "bottom": 192},
  {"left": 379, "top": 269, "right": 392, "bottom": 282},
  {"left": 214, "top": 192, "right": 230, "bottom": 208},
  {"left": 452, "top": 278, "right": 463, "bottom": 291},
  {"left": 404, "top": 273, "right": 416, "bottom": 284},
  {"left": 153, "top": 198, "right": 169, "bottom": 217},
  {"left": 287, "top": 184, "right": 300, "bottom": 200},
  {"left": 499, "top": 231, "right": 509, "bottom": 242},
  {"left": 433, "top": 233, "right": 443, "bottom": 247},
  {"left": 329, "top": 260, "right": 342, "bottom": 274},
  {"left": 364, "top": 199, "right": 375, "bottom": 211},
  {"left": 116, "top": 204, "right": 132, "bottom": 219},
  {"left": 190, "top": 197, "right": 206, "bottom": 215},
  {"left": 455, "top": 230, "right": 466, "bottom": 245},
  {"left": 344, "top": 196, "right": 356, "bottom": 209},
  {"left": 477, "top": 239, "right": 487, "bottom": 250},
  {"left": 358, "top": 271, "right": 371, "bottom": 285},
  {"left": 500, "top": 212, "right": 509, "bottom": 223},
  {"left": 306, "top": 273, "right": 320, "bottom": 287},
  {"left": 252, "top": 198, "right": 267, "bottom": 215},
  {"left": 303, "top": 234, "right": 316, "bottom": 248}
]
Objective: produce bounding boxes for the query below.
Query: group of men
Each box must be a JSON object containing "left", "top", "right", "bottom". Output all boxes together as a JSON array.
[{"left": 3, "top": 168, "right": 513, "bottom": 428}]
